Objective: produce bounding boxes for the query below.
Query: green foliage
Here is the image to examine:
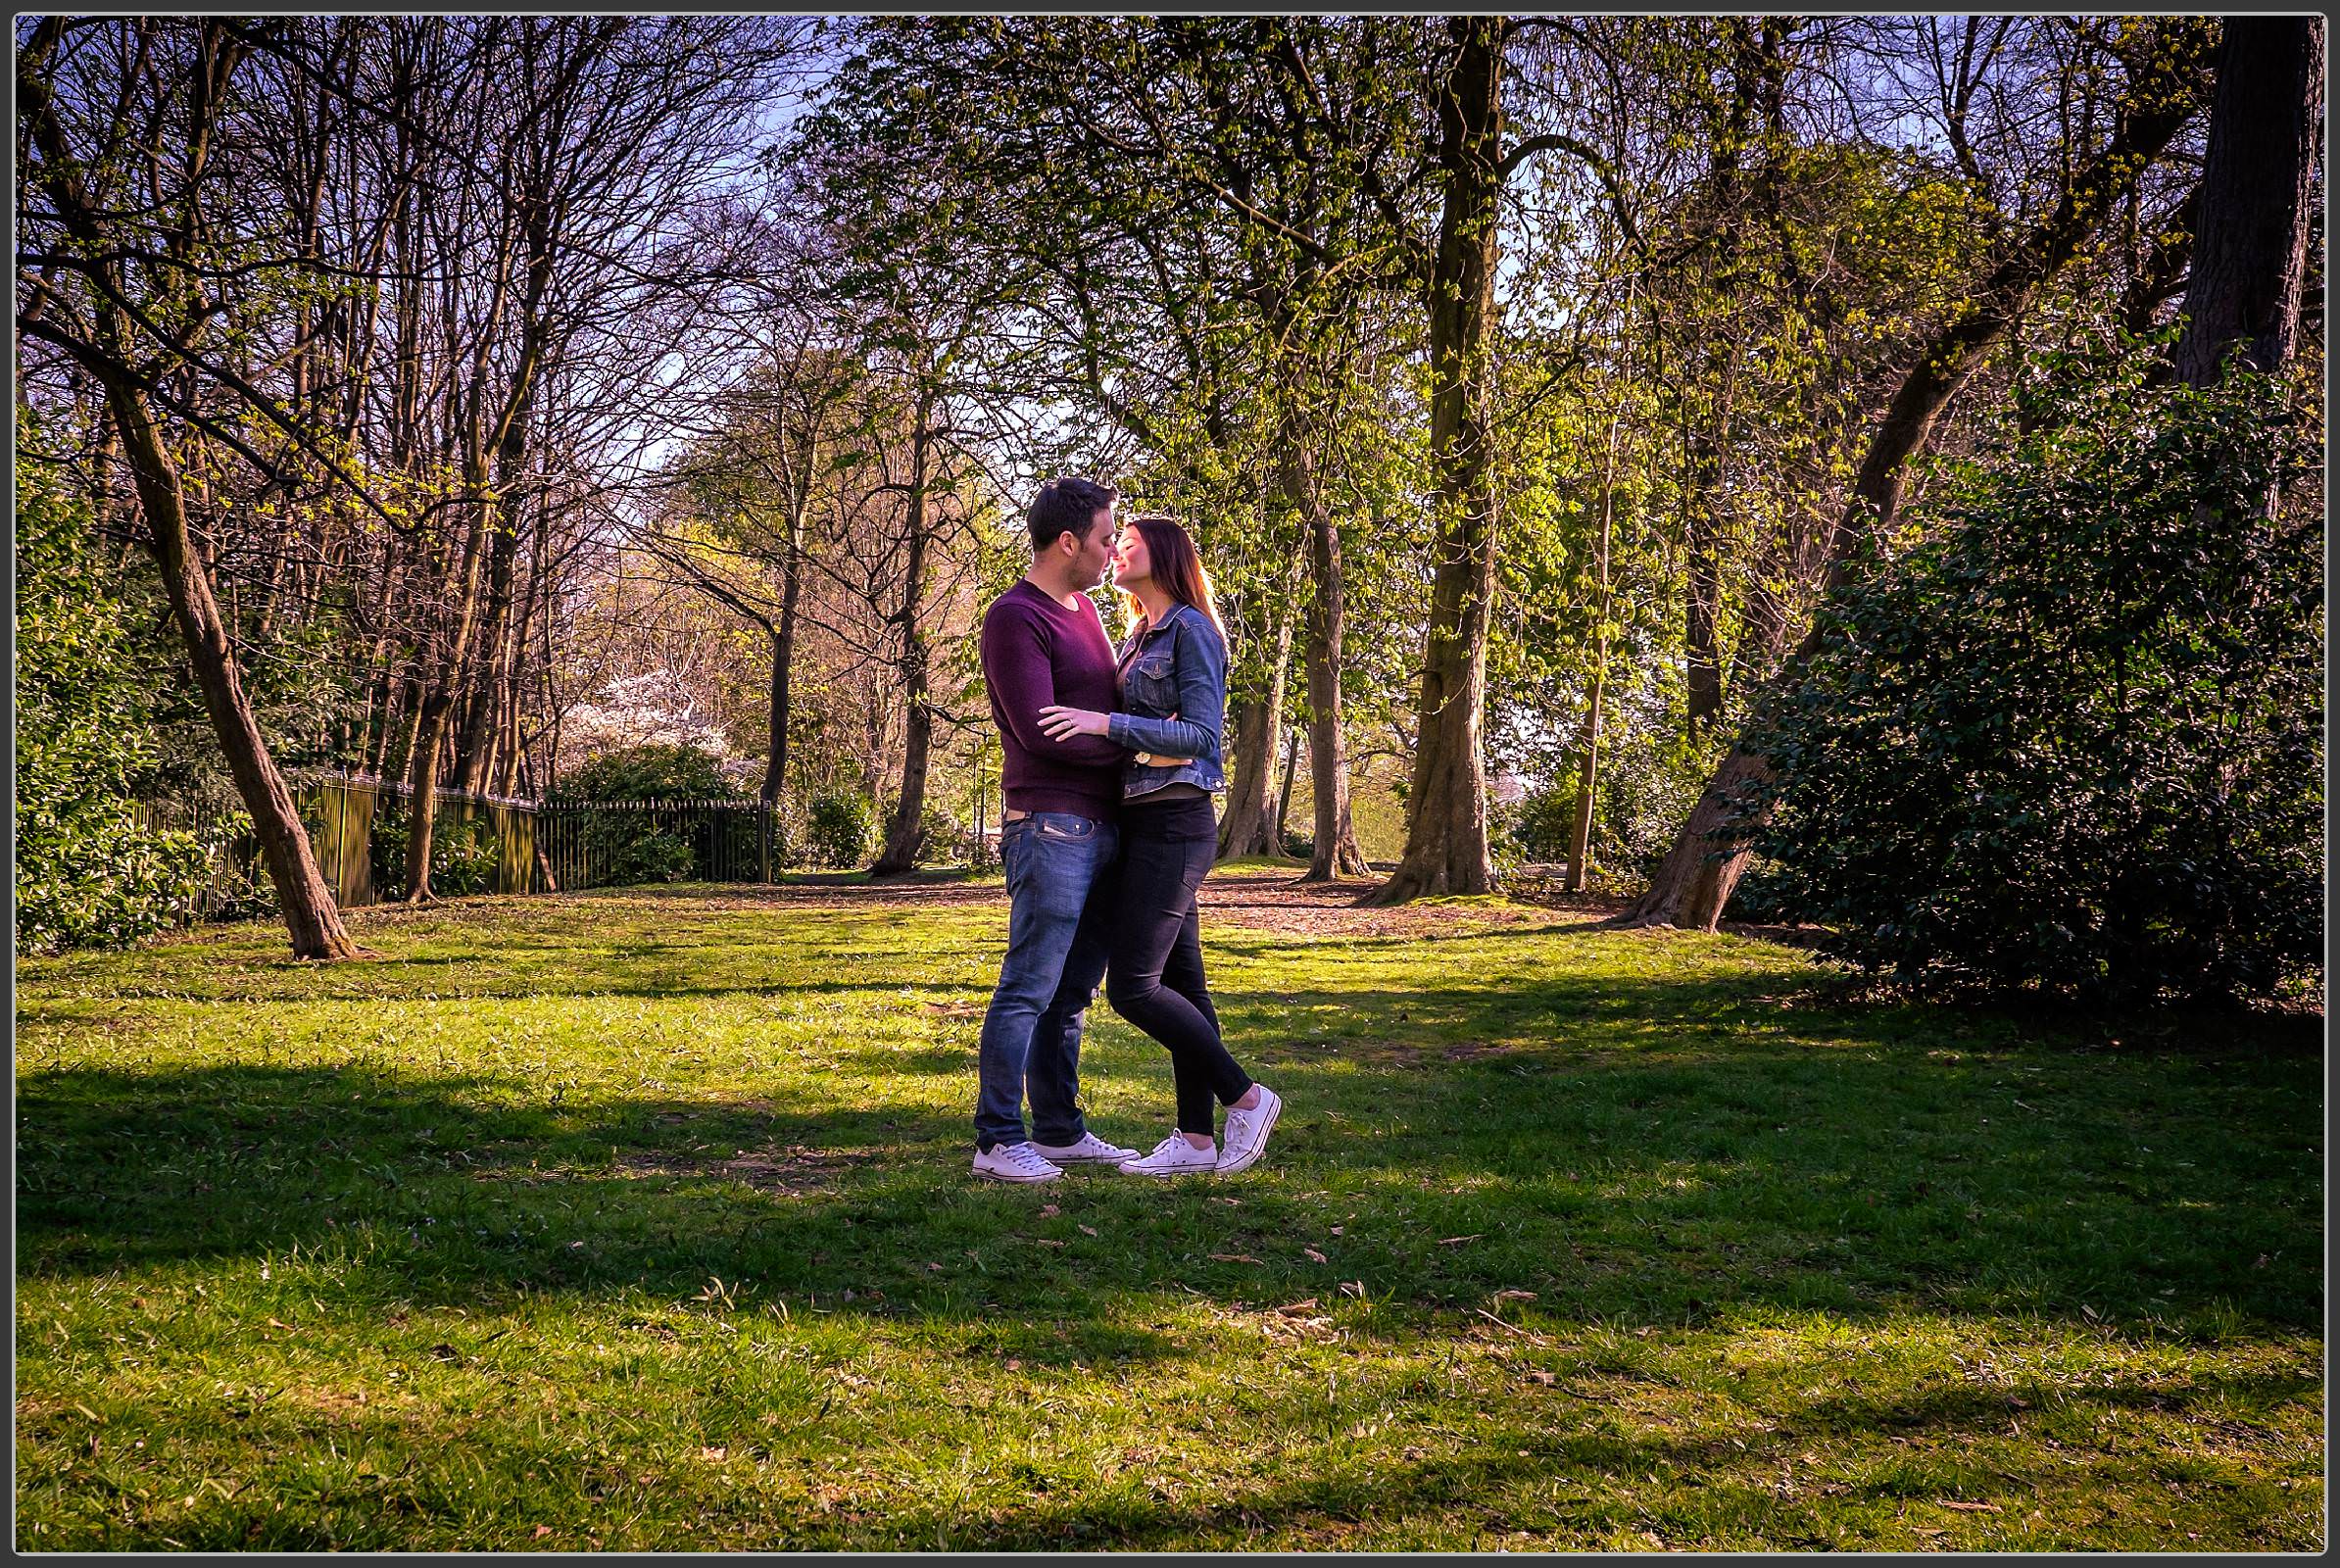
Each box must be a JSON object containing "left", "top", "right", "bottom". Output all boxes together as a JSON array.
[
  {"left": 805, "top": 789, "right": 876, "bottom": 868},
  {"left": 1752, "top": 346, "right": 2322, "bottom": 1004},
  {"left": 1503, "top": 783, "right": 1582, "bottom": 864},
  {"left": 13, "top": 442, "right": 213, "bottom": 952},
  {"left": 367, "top": 805, "right": 504, "bottom": 899},
  {"left": 912, "top": 802, "right": 973, "bottom": 865},
  {"left": 556, "top": 744, "right": 735, "bottom": 804}
]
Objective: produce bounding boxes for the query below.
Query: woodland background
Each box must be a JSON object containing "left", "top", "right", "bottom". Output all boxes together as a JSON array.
[{"left": 15, "top": 15, "right": 2323, "bottom": 1004}]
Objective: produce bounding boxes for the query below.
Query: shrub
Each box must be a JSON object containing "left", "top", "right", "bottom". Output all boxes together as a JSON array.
[
  {"left": 1750, "top": 344, "right": 2321, "bottom": 1004},
  {"left": 1504, "top": 783, "right": 1582, "bottom": 864},
  {"left": 805, "top": 790, "right": 875, "bottom": 868},
  {"left": 554, "top": 743, "right": 738, "bottom": 887},
  {"left": 14, "top": 444, "right": 213, "bottom": 951},
  {"left": 914, "top": 804, "right": 974, "bottom": 865},
  {"left": 557, "top": 743, "right": 733, "bottom": 803}
]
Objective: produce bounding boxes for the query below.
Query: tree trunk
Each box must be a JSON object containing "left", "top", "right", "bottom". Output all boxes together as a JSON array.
[
  {"left": 449, "top": 514, "right": 520, "bottom": 796},
  {"left": 1217, "top": 595, "right": 1295, "bottom": 859},
  {"left": 110, "top": 377, "right": 359, "bottom": 959},
  {"left": 873, "top": 396, "right": 937, "bottom": 876},
  {"left": 407, "top": 201, "right": 551, "bottom": 896},
  {"left": 1292, "top": 451, "right": 1369, "bottom": 880},
  {"left": 1626, "top": 18, "right": 2218, "bottom": 930},
  {"left": 402, "top": 505, "right": 491, "bottom": 901},
  {"left": 1682, "top": 420, "right": 1727, "bottom": 732},
  {"left": 1274, "top": 727, "right": 1302, "bottom": 849},
  {"left": 2172, "top": 19, "right": 2323, "bottom": 389},
  {"left": 1372, "top": 15, "right": 1506, "bottom": 905},
  {"left": 1682, "top": 29, "right": 1756, "bottom": 734},
  {"left": 760, "top": 487, "right": 808, "bottom": 805},
  {"left": 1568, "top": 387, "right": 1628, "bottom": 894}
]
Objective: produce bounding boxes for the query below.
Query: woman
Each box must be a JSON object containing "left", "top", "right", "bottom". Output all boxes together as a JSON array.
[{"left": 1037, "top": 514, "right": 1282, "bottom": 1177}]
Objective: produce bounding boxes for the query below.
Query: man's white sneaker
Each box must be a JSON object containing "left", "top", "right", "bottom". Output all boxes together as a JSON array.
[
  {"left": 1118, "top": 1134, "right": 1218, "bottom": 1177},
  {"left": 973, "top": 1142, "right": 1063, "bottom": 1183},
  {"left": 1030, "top": 1130, "right": 1139, "bottom": 1165},
  {"left": 1216, "top": 1085, "right": 1282, "bottom": 1175}
]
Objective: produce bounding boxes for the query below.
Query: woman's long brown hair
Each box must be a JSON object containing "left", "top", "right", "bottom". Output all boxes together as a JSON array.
[{"left": 1120, "top": 514, "right": 1228, "bottom": 645}]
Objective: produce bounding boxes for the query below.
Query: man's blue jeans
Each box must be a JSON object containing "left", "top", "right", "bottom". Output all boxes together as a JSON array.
[{"left": 975, "top": 810, "right": 1118, "bottom": 1152}]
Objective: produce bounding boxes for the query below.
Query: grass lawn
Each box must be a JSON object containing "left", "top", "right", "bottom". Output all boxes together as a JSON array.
[{"left": 14, "top": 869, "right": 2323, "bottom": 1550}]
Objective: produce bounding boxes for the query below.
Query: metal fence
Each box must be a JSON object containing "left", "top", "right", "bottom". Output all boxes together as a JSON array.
[{"left": 536, "top": 798, "right": 775, "bottom": 892}]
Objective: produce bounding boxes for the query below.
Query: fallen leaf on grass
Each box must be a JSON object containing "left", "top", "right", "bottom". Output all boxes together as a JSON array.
[
  {"left": 1034, "top": 1239, "right": 1066, "bottom": 1249},
  {"left": 1938, "top": 1500, "right": 1999, "bottom": 1512},
  {"left": 1004, "top": 1359, "right": 1022, "bottom": 1371},
  {"left": 1078, "top": 1224, "right": 1098, "bottom": 1237},
  {"left": 1438, "top": 1235, "right": 1481, "bottom": 1247},
  {"left": 1527, "top": 1370, "right": 1557, "bottom": 1386},
  {"left": 1304, "top": 1248, "right": 1328, "bottom": 1263},
  {"left": 1274, "top": 1298, "right": 1321, "bottom": 1316},
  {"left": 534, "top": 1525, "right": 553, "bottom": 1538},
  {"left": 1493, "top": 1289, "right": 1536, "bottom": 1303},
  {"left": 701, "top": 1446, "right": 727, "bottom": 1462},
  {"left": 1041, "top": 1204, "right": 1060, "bottom": 1217},
  {"left": 1210, "top": 1252, "right": 1262, "bottom": 1264}
]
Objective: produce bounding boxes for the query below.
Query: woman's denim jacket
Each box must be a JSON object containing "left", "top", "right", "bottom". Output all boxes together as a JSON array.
[{"left": 1106, "top": 601, "right": 1227, "bottom": 802}]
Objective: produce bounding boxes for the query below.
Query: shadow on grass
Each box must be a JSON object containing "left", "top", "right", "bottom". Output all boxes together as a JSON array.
[
  {"left": 885, "top": 1363, "right": 2320, "bottom": 1550},
  {"left": 18, "top": 957, "right": 2320, "bottom": 1340}
]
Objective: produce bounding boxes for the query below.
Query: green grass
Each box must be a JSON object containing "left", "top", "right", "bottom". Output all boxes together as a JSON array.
[{"left": 14, "top": 871, "right": 2322, "bottom": 1550}]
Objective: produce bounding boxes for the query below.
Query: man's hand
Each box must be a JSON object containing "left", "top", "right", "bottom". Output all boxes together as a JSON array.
[{"left": 1037, "top": 705, "right": 1110, "bottom": 742}]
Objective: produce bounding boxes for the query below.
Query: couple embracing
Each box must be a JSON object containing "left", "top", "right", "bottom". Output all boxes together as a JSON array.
[{"left": 970, "top": 476, "right": 1282, "bottom": 1184}]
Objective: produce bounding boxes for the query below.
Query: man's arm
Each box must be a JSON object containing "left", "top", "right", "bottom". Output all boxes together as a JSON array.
[
  {"left": 985, "top": 607, "right": 1128, "bottom": 766},
  {"left": 1106, "top": 620, "right": 1223, "bottom": 761}
]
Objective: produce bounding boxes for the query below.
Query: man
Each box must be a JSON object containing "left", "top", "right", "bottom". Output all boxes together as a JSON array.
[{"left": 970, "top": 476, "right": 1141, "bottom": 1181}]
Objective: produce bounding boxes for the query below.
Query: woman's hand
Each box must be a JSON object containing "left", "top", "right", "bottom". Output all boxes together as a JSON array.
[{"left": 1037, "top": 705, "right": 1110, "bottom": 741}]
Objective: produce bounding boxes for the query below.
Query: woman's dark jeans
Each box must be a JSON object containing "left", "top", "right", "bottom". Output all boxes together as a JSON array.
[{"left": 1107, "top": 793, "right": 1252, "bottom": 1135}]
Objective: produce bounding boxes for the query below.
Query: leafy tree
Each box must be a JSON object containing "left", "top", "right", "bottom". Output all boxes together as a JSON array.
[{"left": 1749, "top": 345, "right": 2320, "bottom": 1004}]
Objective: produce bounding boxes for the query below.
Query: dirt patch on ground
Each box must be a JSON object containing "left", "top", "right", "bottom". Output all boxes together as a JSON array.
[
  {"left": 1197, "top": 872, "right": 1626, "bottom": 940},
  {"left": 609, "top": 1143, "right": 873, "bottom": 1197},
  {"left": 392, "top": 868, "right": 1846, "bottom": 952},
  {"left": 564, "top": 869, "right": 1634, "bottom": 939}
]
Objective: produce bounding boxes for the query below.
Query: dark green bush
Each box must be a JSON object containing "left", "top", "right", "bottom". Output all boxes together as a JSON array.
[
  {"left": 806, "top": 790, "right": 875, "bottom": 868},
  {"left": 1750, "top": 345, "right": 2321, "bottom": 1004},
  {"left": 14, "top": 444, "right": 213, "bottom": 951},
  {"left": 1504, "top": 783, "right": 1581, "bottom": 863}
]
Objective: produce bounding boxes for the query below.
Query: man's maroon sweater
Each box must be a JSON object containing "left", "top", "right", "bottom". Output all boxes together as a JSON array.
[{"left": 980, "top": 579, "right": 1125, "bottom": 821}]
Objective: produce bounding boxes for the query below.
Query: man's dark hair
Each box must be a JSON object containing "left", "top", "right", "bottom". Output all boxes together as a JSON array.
[{"left": 1027, "top": 476, "right": 1118, "bottom": 554}]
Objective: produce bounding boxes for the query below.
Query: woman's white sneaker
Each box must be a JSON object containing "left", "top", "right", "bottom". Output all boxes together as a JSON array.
[
  {"left": 1216, "top": 1085, "right": 1282, "bottom": 1175},
  {"left": 973, "top": 1142, "right": 1063, "bottom": 1183},
  {"left": 1030, "top": 1130, "right": 1139, "bottom": 1165},
  {"left": 1118, "top": 1134, "right": 1218, "bottom": 1177}
]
